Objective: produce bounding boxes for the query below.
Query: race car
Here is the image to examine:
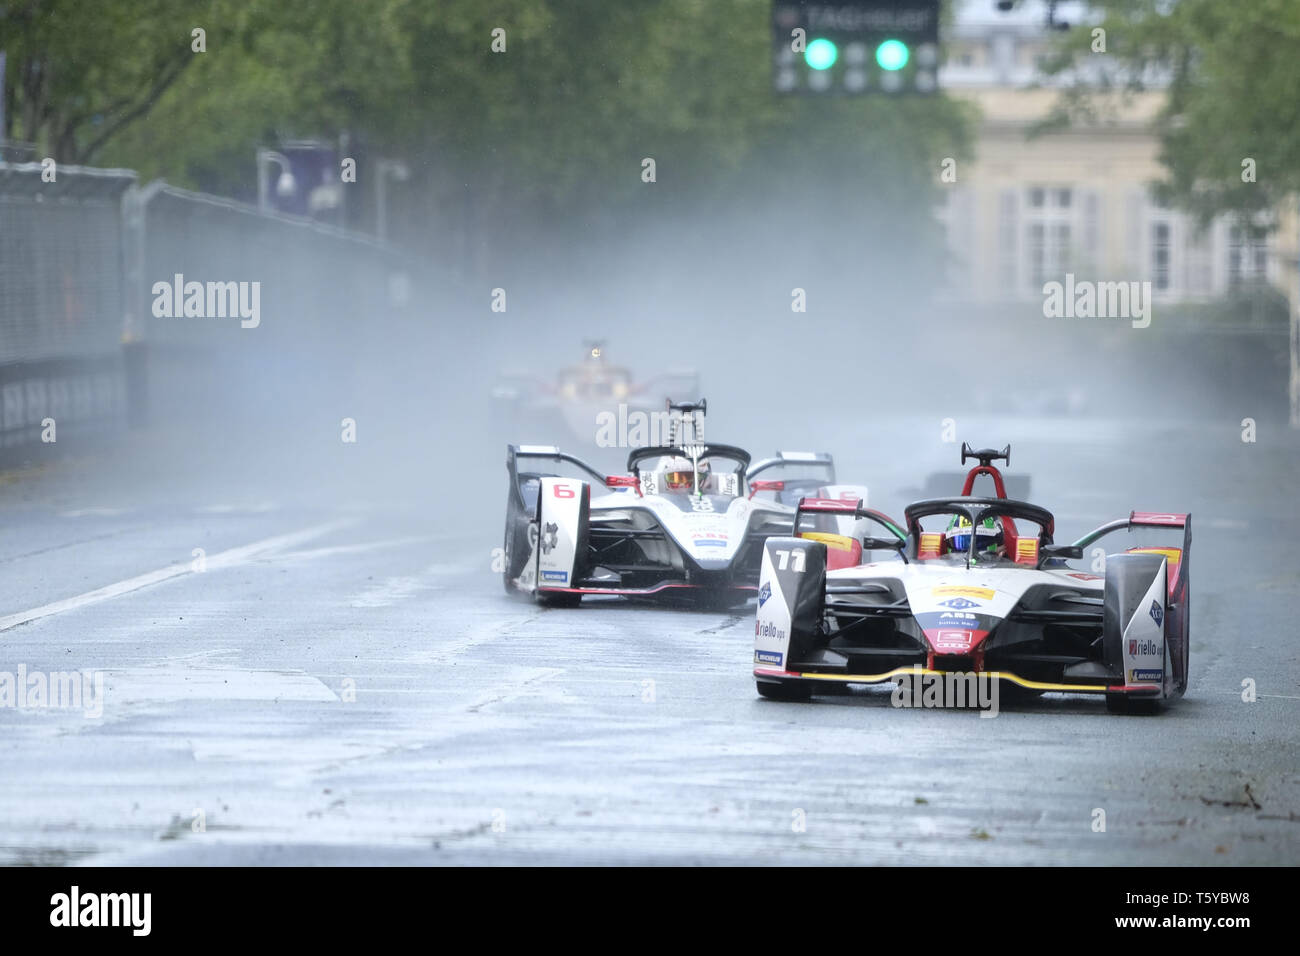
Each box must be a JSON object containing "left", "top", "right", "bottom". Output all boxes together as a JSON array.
[
  {"left": 752, "top": 444, "right": 1191, "bottom": 714},
  {"left": 492, "top": 341, "right": 699, "bottom": 449},
  {"left": 502, "top": 400, "right": 871, "bottom": 608}
]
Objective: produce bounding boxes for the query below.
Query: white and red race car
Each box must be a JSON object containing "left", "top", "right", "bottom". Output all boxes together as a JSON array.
[
  {"left": 501, "top": 401, "right": 871, "bottom": 608},
  {"left": 492, "top": 341, "right": 698, "bottom": 449},
  {"left": 753, "top": 445, "right": 1191, "bottom": 714}
]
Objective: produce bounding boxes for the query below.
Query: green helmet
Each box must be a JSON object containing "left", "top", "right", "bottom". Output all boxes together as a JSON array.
[{"left": 946, "top": 515, "right": 1002, "bottom": 554}]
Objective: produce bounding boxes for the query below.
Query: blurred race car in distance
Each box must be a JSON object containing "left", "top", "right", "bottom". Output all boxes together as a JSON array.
[
  {"left": 502, "top": 399, "right": 872, "bottom": 608},
  {"left": 753, "top": 443, "right": 1191, "bottom": 714},
  {"left": 492, "top": 341, "right": 699, "bottom": 448}
]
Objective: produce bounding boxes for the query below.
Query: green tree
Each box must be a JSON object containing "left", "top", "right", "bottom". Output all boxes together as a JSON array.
[
  {"left": 1041, "top": 0, "right": 1300, "bottom": 228},
  {"left": 1, "top": 0, "right": 255, "bottom": 163},
  {"left": 8, "top": 0, "right": 974, "bottom": 289},
  {"left": 1040, "top": 0, "right": 1300, "bottom": 424}
]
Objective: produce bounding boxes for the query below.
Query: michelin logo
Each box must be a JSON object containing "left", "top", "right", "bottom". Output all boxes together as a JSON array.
[
  {"left": 754, "top": 650, "right": 783, "bottom": 666},
  {"left": 541, "top": 570, "right": 569, "bottom": 583},
  {"left": 1131, "top": 669, "right": 1163, "bottom": 682}
]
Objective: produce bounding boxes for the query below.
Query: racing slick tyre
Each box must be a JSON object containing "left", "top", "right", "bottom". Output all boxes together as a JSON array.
[
  {"left": 1106, "top": 633, "right": 1168, "bottom": 715},
  {"left": 537, "top": 590, "right": 583, "bottom": 608},
  {"left": 1105, "top": 694, "right": 1161, "bottom": 716},
  {"left": 699, "top": 590, "right": 753, "bottom": 612},
  {"left": 502, "top": 490, "right": 533, "bottom": 595},
  {"left": 1102, "top": 552, "right": 1169, "bottom": 715},
  {"left": 997, "top": 682, "right": 1045, "bottom": 704},
  {"left": 756, "top": 679, "right": 813, "bottom": 702}
]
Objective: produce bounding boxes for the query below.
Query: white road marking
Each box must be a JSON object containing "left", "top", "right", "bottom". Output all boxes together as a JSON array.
[
  {"left": 270, "top": 536, "right": 435, "bottom": 562},
  {"left": 412, "top": 615, "right": 537, "bottom": 666},
  {"left": 348, "top": 562, "right": 475, "bottom": 607},
  {"left": 0, "top": 520, "right": 352, "bottom": 634},
  {"left": 58, "top": 508, "right": 128, "bottom": 518},
  {"left": 465, "top": 667, "right": 566, "bottom": 713},
  {"left": 351, "top": 575, "right": 439, "bottom": 608},
  {"left": 1207, "top": 518, "right": 1248, "bottom": 530},
  {"left": 194, "top": 502, "right": 279, "bottom": 515},
  {"left": 105, "top": 666, "right": 339, "bottom": 704}
]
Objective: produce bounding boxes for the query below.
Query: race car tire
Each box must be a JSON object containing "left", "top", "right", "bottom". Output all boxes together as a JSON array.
[
  {"left": 1105, "top": 694, "right": 1161, "bottom": 716},
  {"left": 1101, "top": 552, "right": 1167, "bottom": 688},
  {"left": 756, "top": 679, "right": 813, "bottom": 702},
  {"left": 699, "top": 590, "right": 753, "bottom": 612},
  {"left": 502, "top": 490, "right": 533, "bottom": 594},
  {"left": 997, "top": 682, "right": 1045, "bottom": 704},
  {"left": 1106, "top": 629, "right": 1169, "bottom": 715},
  {"left": 538, "top": 590, "right": 582, "bottom": 608}
]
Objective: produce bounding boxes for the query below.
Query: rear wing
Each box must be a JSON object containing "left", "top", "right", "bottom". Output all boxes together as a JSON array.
[
  {"left": 747, "top": 450, "right": 837, "bottom": 482},
  {"left": 507, "top": 444, "right": 608, "bottom": 483},
  {"left": 506, "top": 444, "right": 612, "bottom": 510},
  {"left": 1072, "top": 511, "right": 1191, "bottom": 548},
  {"left": 507, "top": 443, "right": 654, "bottom": 500},
  {"left": 1072, "top": 511, "right": 1192, "bottom": 593},
  {"left": 793, "top": 497, "right": 906, "bottom": 541}
]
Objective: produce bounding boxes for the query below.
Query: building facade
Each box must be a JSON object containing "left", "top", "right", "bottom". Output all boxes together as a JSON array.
[{"left": 937, "top": 0, "right": 1292, "bottom": 308}]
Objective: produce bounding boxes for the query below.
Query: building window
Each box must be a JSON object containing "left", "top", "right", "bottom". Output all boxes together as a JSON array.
[
  {"left": 1227, "top": 225, "right": 1267, "bottom": 288},
  {"left": 998, "top": 191, "right": 1018, "bottom": 291},
  {"left": 1082, "top": 192, "right": 1100, "bottom": 267},
  {"left": 1185, "top": 226, "right": 1213, "bottom": 296},
  {"left": 1151, "top": 222, "right": 1171, "bottom": 292},
  {"left": 1024, "top": 186, "right": 1073, "bottom": 291}
]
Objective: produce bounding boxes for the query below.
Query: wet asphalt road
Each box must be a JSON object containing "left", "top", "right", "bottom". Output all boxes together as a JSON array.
[{"left": 0, "top": 415, "right": 1296, "bottom": 865}]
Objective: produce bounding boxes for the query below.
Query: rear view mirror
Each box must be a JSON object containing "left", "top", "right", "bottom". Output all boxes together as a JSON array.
[
  {"left": 1040, "top": 544, "right": 1083, "bottom": 560},
  {"left": 861, "top": 537, "right": 908, "bottom": 563}
]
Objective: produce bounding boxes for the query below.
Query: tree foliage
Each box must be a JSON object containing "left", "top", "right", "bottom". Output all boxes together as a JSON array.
[
  {"left": 1041, "top": 0, "right": 1300, "bottom": 232},
  {"left": 4, "top": 0, "right": 975, "bottom": 272}
]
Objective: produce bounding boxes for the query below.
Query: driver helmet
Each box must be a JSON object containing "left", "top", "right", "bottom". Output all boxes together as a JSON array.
[
  {"left": 946, "top": 515, "right": 1003, "bottom": 554},
  {"left": 657, "top": 455, "right": 708, "bottom": 493}
]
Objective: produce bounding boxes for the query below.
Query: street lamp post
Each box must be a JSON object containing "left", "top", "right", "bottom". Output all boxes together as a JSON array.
[
  {"left": 256, "top": 148, "right": 298, "bottom": 212},
  {"left": 375, "top": 159, "right": 410, "bottom": 242},
  {"left": 1292, "top": 197, "right": 1300, "bottom": 427}
]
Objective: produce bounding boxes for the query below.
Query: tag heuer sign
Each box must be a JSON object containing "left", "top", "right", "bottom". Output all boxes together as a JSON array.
[{"left": 772, "top": 0, "right": 941, "bottom": 95}]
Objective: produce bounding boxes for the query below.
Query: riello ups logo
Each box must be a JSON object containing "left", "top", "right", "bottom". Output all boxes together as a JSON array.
[{"left": 1129, "top": 638, "right": 1161, "bottom": 656}]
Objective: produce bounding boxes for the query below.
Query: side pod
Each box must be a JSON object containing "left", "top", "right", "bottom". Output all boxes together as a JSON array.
[{"left": 755, "top": 537, "right": 827, "bottom": 673}]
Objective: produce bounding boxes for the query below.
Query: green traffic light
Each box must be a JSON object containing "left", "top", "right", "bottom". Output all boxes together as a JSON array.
[
  {"left": 805, "top": 38, "right": 838, "bottom": 71},
  {"left": 876, "top": 39, "right": 909, "bottom": 71}
]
